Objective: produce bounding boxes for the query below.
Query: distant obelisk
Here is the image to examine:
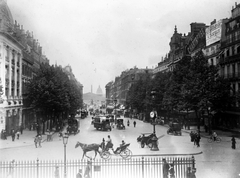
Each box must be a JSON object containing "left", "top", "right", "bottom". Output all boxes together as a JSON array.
[{"left": 91, "top": 85, "right": 93, "bottom": 93}]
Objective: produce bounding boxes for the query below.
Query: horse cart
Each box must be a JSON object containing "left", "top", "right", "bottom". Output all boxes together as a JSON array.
[{"left": 137, "top": 133, "right": 159, "bottom": 148}]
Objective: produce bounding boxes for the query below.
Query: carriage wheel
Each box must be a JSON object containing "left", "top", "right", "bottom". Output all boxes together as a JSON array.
[
  {"left": 120, "top": 148, "right": 132, "bottom": 159},
  {"left": 147, "top": 138, "right": 153, "bottom": 148},
  {"left": 101, "top": 151, "right": 111, "bottom": 160}
]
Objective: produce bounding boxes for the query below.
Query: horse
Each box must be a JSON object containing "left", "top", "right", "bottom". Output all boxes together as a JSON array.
[{"left": 75, "top": 142, "right": 102, "bottom": 160}]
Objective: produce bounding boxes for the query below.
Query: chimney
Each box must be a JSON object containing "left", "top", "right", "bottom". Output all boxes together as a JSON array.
[{"left": 236, "top": 2, "right": 237, "bottom": 7}]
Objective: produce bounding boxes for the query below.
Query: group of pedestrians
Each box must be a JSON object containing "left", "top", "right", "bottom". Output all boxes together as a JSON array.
[
  {"left": 127, "top": 120, "right": 136, "bottom": 127},
  {"left": 1, "top": 124, "right": 23, "bottom": 141},
  {"left": 189, "top": 130, "right": 201, "bottom": 147}
]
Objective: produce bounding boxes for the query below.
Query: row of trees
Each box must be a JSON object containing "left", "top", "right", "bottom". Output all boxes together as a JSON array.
[
  {"left": 26, "top": 64, "right": 83, "bottom": 132},
  {"left": 126, "top": 51, "right": 235, "bottom": 129}
]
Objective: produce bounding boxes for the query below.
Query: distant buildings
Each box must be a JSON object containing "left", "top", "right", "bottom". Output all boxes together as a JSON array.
[
  {"left": 105, "top": 2, "right": 240, "bottom": 130},
  {"left": 105, "top": 66, "right": 153, "bottom": 107}
]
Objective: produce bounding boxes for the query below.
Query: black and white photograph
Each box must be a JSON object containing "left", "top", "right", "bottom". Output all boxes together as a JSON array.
[{"left": 0, "top": 0, "right": 240, "bottom": 178}]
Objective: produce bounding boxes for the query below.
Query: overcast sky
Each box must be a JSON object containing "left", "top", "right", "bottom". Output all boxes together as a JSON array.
[{"left": 7, "top": 0, "right": 238, "bottom": 93}]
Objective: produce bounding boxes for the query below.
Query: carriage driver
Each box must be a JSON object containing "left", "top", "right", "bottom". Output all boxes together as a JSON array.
[
  {"left": 114, "top": 140, "right": 125, "bottom": 154},
  {"left": 105, "top": 135, "right": 114, "bottom": 152}
]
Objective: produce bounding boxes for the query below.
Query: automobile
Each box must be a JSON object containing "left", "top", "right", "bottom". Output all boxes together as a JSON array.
[
  {"left": 67, "top": 118, "right": 80, "bottom": 135},
  {"left": 116, "top": 119, "right": 125, "bottom": 130},
  {"left": 167, "top": 122, "right": 182, "bottom": 136},
  {"left": 93, "top": 116, "right": 112, "bottom": 131}
]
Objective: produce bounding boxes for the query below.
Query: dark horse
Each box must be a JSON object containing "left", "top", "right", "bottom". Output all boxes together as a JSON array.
[{"left": 75, "top": 142, "right": 102, "bottom": 160}]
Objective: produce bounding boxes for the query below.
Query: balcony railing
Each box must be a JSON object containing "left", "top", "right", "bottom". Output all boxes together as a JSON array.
[{"left": 219, "top": 54, "right": 240, "bottom": 64}]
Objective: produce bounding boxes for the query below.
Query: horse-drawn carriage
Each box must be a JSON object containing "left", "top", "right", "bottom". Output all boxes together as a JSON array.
[
  {"left": 116, "top": 119, "right": 125, "bottom": 130},
  {"left": 93, "top": 116, "right": 112, "bottom": 131},
  {"left": 167, "top": 122, "right": 182, "bottom": 136},
  {"left": 137, "top": 133, "right": 159, "bottom": 148},
  {"left": 75, "top": 141, "right": 132, "bottom": 160}
]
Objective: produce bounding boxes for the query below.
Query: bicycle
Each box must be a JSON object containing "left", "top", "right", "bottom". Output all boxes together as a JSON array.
[{"left": 207, "top": 136, "right": 221, "bottom": 143}]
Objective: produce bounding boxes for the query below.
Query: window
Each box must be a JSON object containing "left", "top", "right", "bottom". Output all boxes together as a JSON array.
[
  {"left": 226, "top": 49, "right": 230, "bottom": 57},
  {"left": 227, "top": 65, "right": 230, "bottom": 78},
  {"left": 210, "top": 58, "right": 214, "bottom": 65},
  {"left": 232, "top": 83, "right": 236, "bottom": 95},
  {"left": 232, "top": 46, "right": 235, "bottom": 55},
  {"left": 232, "top": 64, "right": 236, "bottom": 77},
  {"left": 237, "top": 46, "right": 240, "bottom": 54}
]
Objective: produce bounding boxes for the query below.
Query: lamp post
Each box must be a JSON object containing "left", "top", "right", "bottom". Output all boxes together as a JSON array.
[
  {"left": 63, "top": 134, "right": 69, "bottom": 178},
  {"left": 150, "top": 90, "right": 159, "bottom": 151},
  {"left": 113, "top": 99, "right": 117, "bottom": 122}
]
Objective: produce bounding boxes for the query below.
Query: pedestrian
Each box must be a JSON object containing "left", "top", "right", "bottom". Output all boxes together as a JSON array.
[
  {"left": 76, "top": 168, "right": 82, "bottom": 178},
  {"left": 195, "top": 132, "right": 201, "bottom": 147},
  {"left": 38, "top": 134, "right": 42, "bottom": 147},
  {"left": 133, "top": 121, "right": 136, "bottom": 127},
  {"left": 127, "top": 120, "right": 130, "bottom": 127},
  {"left": 59, "top": 131, "right": 63, "bottom": 140},
  {"left": 231, "top": 136, "right": 236, "bottom": 149},
  {"left": 34, "top": 136, "right": 38, "bottom": 148},
  {"left": 11, "top": 129, "right": 15, "bottom": 141},
  {"left": 3, "top": 129, "right": 7, "bottom": 140},
  {"left": 84, "top": 160, "right": 91, "bottom": 178},
  {"left": 54, "top": 166, "right": 60, "bottom": 178},
  {"left": 162, "top": 158, "right": 169, "bottom": 178},
  {"left": 20, "top": 123, "right": 23, "bottom": 134},
  {"left": 190, "top": 131, "right": 195, "bottom": 144},
  {"left": 169, "top": 162, "right": 175, "bottom": 178},
  {"left": 16, "top": 130, "right": 20, "bottom": 139},
  {"left": 1, "top": 129, "right": 4, "bottom": 140}
]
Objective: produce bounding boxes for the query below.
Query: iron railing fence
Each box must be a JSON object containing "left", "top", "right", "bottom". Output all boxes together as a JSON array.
[{"left": 0, "top": 155, "right": 197, "bottom": 178}]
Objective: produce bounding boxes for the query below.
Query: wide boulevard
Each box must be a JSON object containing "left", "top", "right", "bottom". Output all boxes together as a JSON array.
[{"left": 0, "top": 115, "right": 240, "bottom": 178}]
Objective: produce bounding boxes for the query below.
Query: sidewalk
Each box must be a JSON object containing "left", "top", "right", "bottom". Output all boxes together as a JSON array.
[
  {"left": 0, "top": 130, "right": 38, "bottom": 150},
  {"left": 0, "top": 130, "right": 59, "bottom": 150}
]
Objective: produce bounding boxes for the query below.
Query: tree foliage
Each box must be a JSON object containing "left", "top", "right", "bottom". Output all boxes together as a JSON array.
[
  {"left": 26, "top": 64, "right": 82, "bottom": 124},
  {"left": 126, "top": 51, "right": 233, "bottom": 124}
]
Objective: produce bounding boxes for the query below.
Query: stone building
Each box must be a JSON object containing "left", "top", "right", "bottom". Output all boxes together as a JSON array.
[
  {"left": 0, "top": 0, "right": 49, "bottom": 133},
  {"left": 219, "top": 2, "right": 240, "bottom": 129}
]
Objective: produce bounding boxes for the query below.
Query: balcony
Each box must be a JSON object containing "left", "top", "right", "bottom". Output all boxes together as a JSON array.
[
  {"left": 219, "top": 54, "right": 240, "bottom": 65},
  {"left": 220, "top": 72, "right": 240, "bottom": 81}
]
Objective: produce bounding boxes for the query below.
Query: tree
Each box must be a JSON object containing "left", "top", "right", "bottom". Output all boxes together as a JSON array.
[{"left": 26, "top": 64, "right": 82, "bottom": 132}]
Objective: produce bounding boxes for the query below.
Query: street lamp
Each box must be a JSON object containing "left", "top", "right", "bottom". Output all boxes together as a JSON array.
[
  {"left": 113, "top": 99, "right": 117, "bottom": 122},
  {"left": 63, "top": 134, "right": 69, "bottom": 178}
]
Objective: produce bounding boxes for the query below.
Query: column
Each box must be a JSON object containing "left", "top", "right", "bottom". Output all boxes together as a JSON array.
[
  {"left": 14, "top": 51, "right": 17, "bottom": 98},
  {"left": 8, "top": 48, "right": 12, "bottom": 100},
  {"left": 19, "top": 53, "right": 22, "bottom": 102}
]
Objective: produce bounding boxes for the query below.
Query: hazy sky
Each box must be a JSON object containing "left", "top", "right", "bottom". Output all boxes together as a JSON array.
[{"left": 7, "top": 0, "right": 237, "bottom": 93}]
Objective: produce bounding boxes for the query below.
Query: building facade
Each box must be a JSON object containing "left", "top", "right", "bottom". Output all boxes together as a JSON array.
[
  {"left": 0, "top": 0, "right": 23, "bottom": 133},
  {"left": 0, "top": 0, "right": 50, "bottom": 133},
  {"left": 219, "top": 3, "right": 240, "bottom": 129}
]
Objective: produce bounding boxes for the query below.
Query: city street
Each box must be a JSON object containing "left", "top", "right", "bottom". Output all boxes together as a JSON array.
[{"left": 0, "top": 115, "right": 240, "bottom": 178}]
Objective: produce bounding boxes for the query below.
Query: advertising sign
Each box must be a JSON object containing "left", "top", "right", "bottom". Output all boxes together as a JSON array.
[{"left": 206, "top": 19, "right": 223, "bottom": 46}]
